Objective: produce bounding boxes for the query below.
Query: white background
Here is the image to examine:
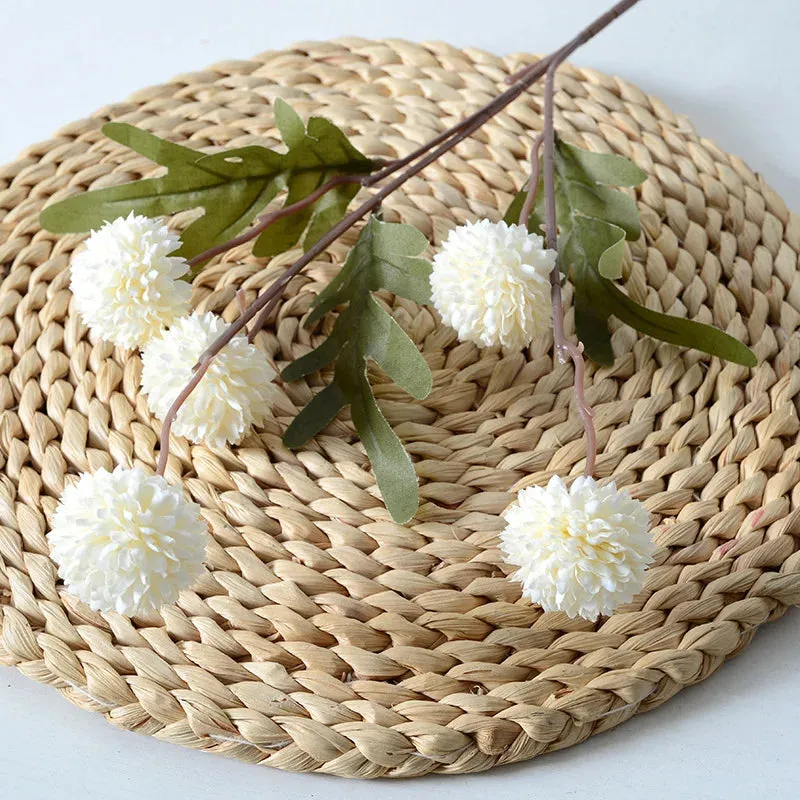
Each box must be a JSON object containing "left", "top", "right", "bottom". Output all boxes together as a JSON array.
[{"left": 1, "top": 1, "right": 798, "bottom": 798}]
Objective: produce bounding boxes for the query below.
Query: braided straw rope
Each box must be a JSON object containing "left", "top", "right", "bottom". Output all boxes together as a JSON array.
[{"left": 1, "top": 39, "right": 799, "bottom": 779}]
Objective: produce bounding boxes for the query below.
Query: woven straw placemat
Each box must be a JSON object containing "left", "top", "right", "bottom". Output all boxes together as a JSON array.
[{"left": 1, "top": 39, "right": 799, "bottom": 779}]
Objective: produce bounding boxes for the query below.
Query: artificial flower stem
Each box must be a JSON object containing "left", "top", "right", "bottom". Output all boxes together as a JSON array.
[
  {"left": 195, "top": 69, "right": 548, "bottom": 360},
  {"left": 505, "top": 0, "right": 643, "bottom": 85},
  {"left": 518, "top": 133, "right": 543, "bottom": 228},
  {"left": 156, "top": 0, "right": 640, "bottom": 471},
  {"left": 540, "top": 37, "right": 610, "bottom": 478},
  {"left": 156, "top": 356, "right": 215, "bottom": 476}
]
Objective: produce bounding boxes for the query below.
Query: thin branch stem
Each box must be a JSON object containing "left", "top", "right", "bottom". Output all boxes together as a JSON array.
[
  {"left": 537, "top": 2, "right": 644, "bottom": 478},
  {"left": 505, "top": 0, "right": 641, "bottom": 85},
  {"left": 191, "top": 65, "right": 555, "bottom": 365},
  {"left": 518, "top": 133, "right": 544, "bottom": 228},
  {"left": 155, "top": 356, "right": 215, "bottom": 476},
  {"left": 543, "top": 60, "right": 598, "bottom": 477},
  {"left": 155, "top": 0, "right": 642, "bottom": 472}
]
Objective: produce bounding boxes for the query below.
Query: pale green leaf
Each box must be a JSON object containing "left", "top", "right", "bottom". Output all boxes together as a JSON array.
[
  {"left": 361, "top": 297, "right": 432, "bottom": 400},
  {"left": 558, "top": 140, "right": 647, "bottom": 187}
]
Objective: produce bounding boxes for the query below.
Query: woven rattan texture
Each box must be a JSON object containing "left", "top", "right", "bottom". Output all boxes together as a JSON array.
[{"left": 1, "top": 39, "right": 800, "bottom": 779}]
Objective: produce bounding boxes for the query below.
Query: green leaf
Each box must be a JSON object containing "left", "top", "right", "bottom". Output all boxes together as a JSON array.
[
  {"left": 557, "top": 141, "right": 647, "bottom": 187},
  {"left": 507, "top": 138, "right": 642, "bottom": 281},
  {"left": 361, "top": 297, "right": 432, "bottom": 400},
  {"left": 570, "top": 250, "right": 756, "bottom": 367},
  {"left": 281, "top": 309, "right": 353, "bottom": 382},
  {"left": 568, "top": 216, "right": 628, "bottom": 281},
  {"left": 602, "top": 280, "right": 757, "bottom": 367},
  {"left": 337, "top": 344, "right": 420, "bottom": 524},
  {"left": 281, "top": 216, "right": 432, "bottom": 523},
  {"left": 504, "top": 135, "right": 756, "bottom": 367},
  {"left": 283, "top": 382, "right": 347, "bottom": 448},
  {"left": 253, "top": 100, "right": 372, "bottom": 258},
  {"left": 40, "top": 105, "right": 373, "bottom": 263},
  {"left": 569, "top": 183, "right": 640, "bottom": 241},
  {"left": 308, "top": 219, "right": 431, "bottom": 325},
  {"left": 573, "top": 279, "right": 615, "bottom": 365}
]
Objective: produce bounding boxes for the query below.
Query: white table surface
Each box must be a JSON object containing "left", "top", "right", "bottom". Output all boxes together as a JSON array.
[{"left": 1, "top": 1, "right": 798, "bottom": 798}]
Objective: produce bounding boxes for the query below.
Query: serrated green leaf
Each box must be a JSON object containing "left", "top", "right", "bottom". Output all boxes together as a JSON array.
[
  {"left": 308, "top": 217, "right": 431, "bottom": 325},
  {"left": 507, "top": 137, "right": 642, "bottom": 281},
  {"left": 40, "top": 125, "right": 283, "bottom": 259},
  {"left": 40, "top": 106, "right": 373, "bottom": 263},
  {"left": 282, "top": 216, "right": 432, "bottom": 523},
  {"left": 253, "top": 102, "right": 372, "bottom": 258}
]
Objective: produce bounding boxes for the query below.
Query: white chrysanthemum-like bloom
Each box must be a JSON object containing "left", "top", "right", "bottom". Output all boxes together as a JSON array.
[
  {"left": 500, "top": 476, "right": 655, "bottom": 620},
  {"left": 48, "top": 466, "right": 207, "bottom": 616},
  {"left": 141, "top": 312, "right": 277, "bottom": 449},
  {"left": 70, "top": 212, "right": 192, "bottom": 349},
  {"left": 430, "top": 219, "right": 556, "bottom": 350}
]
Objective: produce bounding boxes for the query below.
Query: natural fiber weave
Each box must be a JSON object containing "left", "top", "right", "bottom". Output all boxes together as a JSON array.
[{"left": 1, "top": 39, "right": 799, "bottom": 779}]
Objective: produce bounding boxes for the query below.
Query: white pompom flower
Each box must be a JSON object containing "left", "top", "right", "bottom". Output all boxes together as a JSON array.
[
  {"left": 70, "top": 212, "right": 192, "bottom": 349},
  {"left": 430, "top": 219, "right": 556, "bottom": 350},
  {"left": 48, "top": 466, "right": 208, "bottom": 616},
  {"left": 500, "top": 475, "right": 656, "bottom": 621},
  {"left": 141, "top": 311, "right": 277, "bottom": 449}
]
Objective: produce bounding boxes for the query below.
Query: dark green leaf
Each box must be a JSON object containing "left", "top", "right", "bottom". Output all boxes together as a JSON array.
[
  {"left": 282, "top": 382, "right": 348, "bottom": 448},
  {"left": 569, "top": 183, "right": 640, "bottom": 241},
  {"left": 252, "top": 100, "right": 372, "bottom": 257},
  {"left": 571, "top": 250, "right": 756, "bottom": 366},
  {"left": 281, "top": 309, "right": 353, "bottom": 382},
  {"left": 282, "top": 216, "right": 432, "bottom": 523},
  {"left": 308, "top": 216, "right": 431, "bottom": 325},
  {"left": 573, "top": 280, "right": 614, "bottom": 365},
  {"left": 505, "top": 135, "right": 756, "bottom": 367}
]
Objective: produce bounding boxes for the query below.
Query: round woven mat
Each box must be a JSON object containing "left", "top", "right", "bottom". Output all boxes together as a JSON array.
[{"left": 1, "top": 39, "right": 799, "bottom": 780}]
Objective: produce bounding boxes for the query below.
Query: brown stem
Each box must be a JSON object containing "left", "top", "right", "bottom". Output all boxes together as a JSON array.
[
  {"left": 155, "top": 0, "right": 642, "bottom": 471},
  {"left": 536, "top": 3, "right": 645, "bottom": 477},
  {"left": 506, "top": 0, "right": 641, "bottom": 85},
  {"left": 518, "top": 133, "right": 544, "bottom": 228},
  {"left": 155, "top": 356, "right": 215, "bottom": 476}
]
